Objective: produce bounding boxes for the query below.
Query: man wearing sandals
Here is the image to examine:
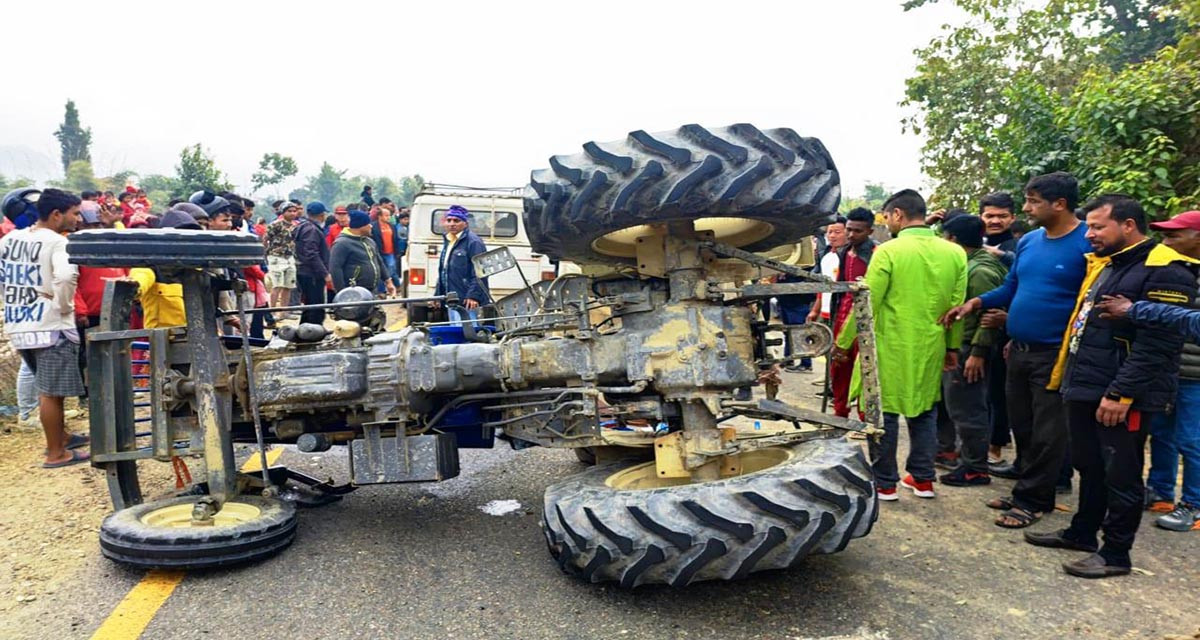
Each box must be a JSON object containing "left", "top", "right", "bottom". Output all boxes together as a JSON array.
[
  {"left": 942, "top": 173, "right": 1090, "bottom": 529},
  {"left": 0, "top": 189, "right": 90, "bottom": 468},
  {"left": 1025, "top": 195, "right": 1197, "bottom": 578}
]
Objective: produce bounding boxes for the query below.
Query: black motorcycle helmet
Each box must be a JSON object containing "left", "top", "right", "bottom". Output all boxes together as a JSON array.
[
  {"left": 2, "top": 187, "right": 41, "bottom": 229},
  {"left": 188, "top": 190, "right": 232, "bottom": 216}
]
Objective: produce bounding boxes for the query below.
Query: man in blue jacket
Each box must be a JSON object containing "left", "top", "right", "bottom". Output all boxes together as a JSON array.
[{"left": 434, "top": 205, "right": 489, "bottom": 310}]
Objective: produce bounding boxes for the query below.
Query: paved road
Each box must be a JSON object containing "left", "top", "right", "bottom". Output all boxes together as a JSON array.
[{"left": 6, "top": 371, "right": 1200, "bottom": 640}]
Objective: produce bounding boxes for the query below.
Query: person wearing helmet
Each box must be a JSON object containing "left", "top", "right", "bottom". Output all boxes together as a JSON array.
[
  {"left": 2, "top": 187, "right": 42, "bottom": 234},
  {"left": 189, "top": 190, "right": 233, "bottom": 217}
]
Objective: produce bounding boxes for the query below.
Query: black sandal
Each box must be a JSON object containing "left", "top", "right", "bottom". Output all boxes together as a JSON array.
[
  {"left": 995, "top": 507, "right": 1042, "bottom": 529},
  {"left": 985, "top": 496, "right": 1015, "bottom": 511}
]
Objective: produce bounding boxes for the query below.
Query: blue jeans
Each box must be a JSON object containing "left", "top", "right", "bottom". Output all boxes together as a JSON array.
[
  {"left": 1147, "top": 379, "right": 1200, "bottom": 505},
  {"left": 872, "top": 408, "right": 938, "bottom": 488},
  {"left": 382, "top": 254, "right": 400, "bottom": 289},
  {"left": 17, "top": 359, "right": 37, "bottom": 421}
]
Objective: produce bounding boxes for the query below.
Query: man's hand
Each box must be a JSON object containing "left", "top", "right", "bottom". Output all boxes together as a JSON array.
[
  {"left": 980, "top": 309, "right": 1008, "bottom": 329},
  {"left": 1096, "top": 397, "right": 1131, "bottom": 427},
  {"left": 386, "top": 281, "right": 397, "bottom": 297},
  {"left": 1003, "top": 340, "right": 1011, "bottom": 362},
  {"left": 963, "top": 354, "right": 986, "bottom": 383},
  {"left": 324, "top": 274, "right": 333, "bottom": 287},
  {"left": 982, "top": 244, "right": 1005, "bottom": 258},
  {"left": 806, "top": 307, "right": 820, "bottom": 324},
  {"left": 925, "top": 209, "right": 946, "bottom": 226},
  {"left": 1097, "top": 294, "right": 1133, "bottom": 320},
  {"left": 943, "top": 350, "right": 959, "bottom": 372},
  {"left": 464, "top": 298, "right": 479, "bottom": 311},
  {"left": 940, "top": 298, "right": 982, "bottom": 328},
  {"left": 831, "top": 345, "right": 851, "bottom": 363}
]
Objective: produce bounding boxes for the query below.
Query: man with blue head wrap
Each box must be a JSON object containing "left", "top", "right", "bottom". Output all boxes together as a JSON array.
[{"left": 434, "top": 204, "right": 489, "bottom": 310}]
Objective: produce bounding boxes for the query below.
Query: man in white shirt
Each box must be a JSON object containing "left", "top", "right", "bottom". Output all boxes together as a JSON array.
[{"left": 1, "top": 188, "right": 89, "bottom": 468}]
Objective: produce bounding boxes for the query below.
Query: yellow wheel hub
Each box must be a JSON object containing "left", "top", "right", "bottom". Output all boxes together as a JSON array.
[
  {"left": 604, "top": 446, "right": 793, "bottom": 490},
  {"left": 140, "top": 501, "right": 263, "bottom": 528},
  {"left": 591, "top": 218, "right": 776, "bottom": 258}
]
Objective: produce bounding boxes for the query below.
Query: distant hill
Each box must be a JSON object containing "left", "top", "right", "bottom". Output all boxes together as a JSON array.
[{"left": 0, "top": 145, "right": 60, "bottom": 184}]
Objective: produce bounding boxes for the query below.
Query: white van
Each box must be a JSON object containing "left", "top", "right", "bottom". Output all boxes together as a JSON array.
[{"left": 401, "top": 185, "right": 575, "bottom": 321}]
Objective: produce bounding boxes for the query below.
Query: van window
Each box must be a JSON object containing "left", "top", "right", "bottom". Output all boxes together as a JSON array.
[{"left": 432, "top": 209, "right": 519, "bottom": 238}]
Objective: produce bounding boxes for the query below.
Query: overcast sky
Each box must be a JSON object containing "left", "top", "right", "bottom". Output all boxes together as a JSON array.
[{"left": 2, "top": 0, "right": 964, "bottom": 199}]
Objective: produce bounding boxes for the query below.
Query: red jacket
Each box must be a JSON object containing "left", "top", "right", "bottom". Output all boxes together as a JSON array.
[{"left": 76, "top": 266, "right": 129, "bottom": 320}]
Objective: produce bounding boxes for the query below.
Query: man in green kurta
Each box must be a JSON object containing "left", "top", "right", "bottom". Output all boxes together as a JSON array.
[{"left": 833, "top": 189, "right": 967, "bottom": 500}]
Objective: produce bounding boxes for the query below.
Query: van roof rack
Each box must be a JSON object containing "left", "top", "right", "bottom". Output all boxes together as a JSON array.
[{"left": 418, "top": 183, "right": 524, "bottom": 197}]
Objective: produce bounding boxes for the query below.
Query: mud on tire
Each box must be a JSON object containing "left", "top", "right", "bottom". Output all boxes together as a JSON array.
[
  {"left": 542, "top": 437, "right": 875, "bottom": 587},
  {"left": 99, "top": 495, "right": 297, "bottom": 570},
  {"left": 524, "top": 123, "right": 840, "bottom": 267},
  {"left": 68, "top": 228, "right": 265, "bottom": 269}
]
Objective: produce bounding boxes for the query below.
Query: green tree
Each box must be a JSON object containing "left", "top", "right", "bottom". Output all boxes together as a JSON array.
[
  {"left": 396, "top": 175, "right": 426, "bottom": 207},
  {"left": 903, "top": 0, "right": 1198, "bottom": 215},
  {"left": 63, "top": 160, "right": 99, "bottom": 193},
  {"left": 175, "top": 144, "right": 231, "bottom": 197},
  {"left": 250, "top": 152, "right": 299, "bottom": 193},
  {"left": 140, "top": 174, "right": 182, "bottom": 209},
  {"left": 98, "top": 170, "right": 139, "bottom": 194},
  {"left": 53, "top": 100, "right": 92, "bottom": 174},
  {"left": 0, "top": 174, "right": 34, "bottom": 192},
  {"left": 296, "top": 162, "right": 347, "bottom": 206}
]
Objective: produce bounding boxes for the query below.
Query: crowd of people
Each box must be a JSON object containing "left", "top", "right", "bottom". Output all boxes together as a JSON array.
[
  {"left": 803, "top": 173, "right": 1199, "bottom": 580},
  {"left": 0, "top": 184, "right": 455, "bottom": 467},
  {"left": 3, "top": 170, "right": 1196, "bottom": 582}
]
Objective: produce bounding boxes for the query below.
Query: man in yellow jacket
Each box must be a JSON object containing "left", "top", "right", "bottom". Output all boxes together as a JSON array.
[
  {"left": 125, "top": 206, "right": 202, "bottom": 328},
  {"left": 833, "top": 189, "right": 967, "bottom": 501}
]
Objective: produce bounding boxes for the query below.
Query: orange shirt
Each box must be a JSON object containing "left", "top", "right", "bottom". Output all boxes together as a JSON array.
[{"left": 380, "top": 222, "right": 394, "bottom": 255}]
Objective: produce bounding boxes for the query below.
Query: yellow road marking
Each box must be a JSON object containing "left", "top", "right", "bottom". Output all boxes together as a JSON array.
[
  {"left": 90, "top": 447, "right": 286, "bottom": 638},
  {"left": 239, "top": 446, "right": 284, "bottom": 473},
  {"left": 90, "top": 570, "right": 185, "bottom": 640}
]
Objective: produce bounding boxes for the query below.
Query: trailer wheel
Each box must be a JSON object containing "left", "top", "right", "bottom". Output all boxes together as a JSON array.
[
  {"left": 542, "top": 437, "right": 875, "bottom": 587},
  {"left": 524, "top": 123, "right": 840, "bottom": 267},
  {"left": 99, "top": 495, "right": 297, "bottom": 570},
  {"left": 68, "top": 229, "right": 265, "bottom": 269}
]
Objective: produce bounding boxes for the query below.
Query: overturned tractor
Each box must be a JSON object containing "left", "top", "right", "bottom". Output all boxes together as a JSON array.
[{"left": 71, "top": 124, "right": 882, "bottom": 587}]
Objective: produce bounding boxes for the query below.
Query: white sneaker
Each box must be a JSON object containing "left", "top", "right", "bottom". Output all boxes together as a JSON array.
[{"left": 17, "top": 415, "right": 41, "bottom": 432}]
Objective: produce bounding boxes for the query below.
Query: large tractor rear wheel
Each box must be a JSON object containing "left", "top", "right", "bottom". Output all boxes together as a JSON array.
[
  {"left": 524, "top": 123, "right": 840, "bottom": 267},
  {"left": 542, "top": 437, "right": 875, "bottom": 587}
]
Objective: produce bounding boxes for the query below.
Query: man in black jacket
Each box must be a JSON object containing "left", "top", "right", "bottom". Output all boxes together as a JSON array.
[
  {"left": 331, "top": 211, "right": 396, "bottom": 296},
  {"left": 294, "top": 202, "right": 332, "bottom": 325},
  {"left": 1025, "top": 194, "right": 1198, "bottom": 578},
  {"left": 980, "top": 192, "right": 1019, "bottom": 267}
]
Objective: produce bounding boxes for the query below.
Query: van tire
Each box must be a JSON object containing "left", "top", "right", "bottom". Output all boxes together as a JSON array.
[{"left": 524, "top": 124, "right": 840, "bottom": 267}]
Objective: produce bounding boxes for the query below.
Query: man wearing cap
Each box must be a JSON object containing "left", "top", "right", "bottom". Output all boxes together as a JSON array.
[
  {"left": 330, "top": 210, "right": 395, "bottom": 296},
  {"left": 434, "top": 205, "right": 489, "bottom": 311},
  {"left": 326, "top": 205, "right": 350, "bottom": 247},
  {"left": 265, "top": 202, "right": 301, "bottom": 319},
  {"left": 294, "top": 202, "right": 333, "bottom": 325},
  {"left": 1095, "top": 210, "right": 1200, "bottom": 534}
]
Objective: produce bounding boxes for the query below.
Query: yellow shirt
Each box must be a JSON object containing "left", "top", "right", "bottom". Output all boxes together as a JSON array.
[{"left": 129, "top": 268, "right": 185, "bottom": 328}]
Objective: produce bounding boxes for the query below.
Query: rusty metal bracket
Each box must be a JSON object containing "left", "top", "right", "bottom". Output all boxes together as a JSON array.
[
  {"left": 701, "top": 241, "right": 827, "bottom": 281},
  {"left": 653, "top": 427, "right": 740, "bottom": 479}
]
